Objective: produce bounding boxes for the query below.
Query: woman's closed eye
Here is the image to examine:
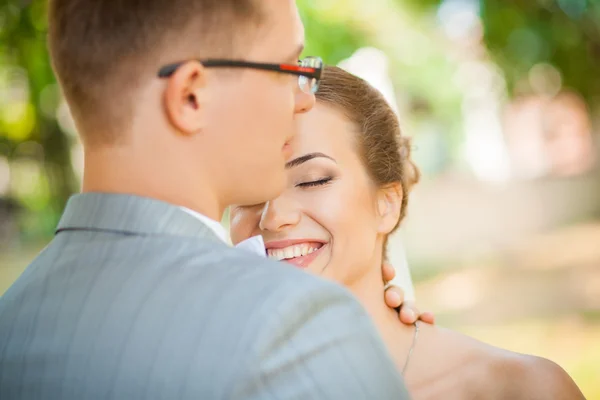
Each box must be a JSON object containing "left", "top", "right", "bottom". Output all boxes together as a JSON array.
[{"left": 296, "top": 177, "right": 333, "bottom": 188}]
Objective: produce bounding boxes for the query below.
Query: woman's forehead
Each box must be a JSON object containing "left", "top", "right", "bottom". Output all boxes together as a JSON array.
[{"left": 294, "top": 103, "right": 356, "bottom": 157}]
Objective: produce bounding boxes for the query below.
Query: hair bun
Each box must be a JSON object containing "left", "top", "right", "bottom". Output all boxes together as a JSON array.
[{"left": 398, "top": 136, "right": 420, "bottom": 193}]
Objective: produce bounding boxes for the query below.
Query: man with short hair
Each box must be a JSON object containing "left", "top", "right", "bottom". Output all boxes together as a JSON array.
[{"left": 0, "top": 0, "right": 410, "bottom": 398}]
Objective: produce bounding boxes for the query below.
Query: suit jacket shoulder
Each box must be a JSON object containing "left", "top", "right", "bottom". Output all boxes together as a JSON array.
[{"left": 0, "top": 193, "right": 409, "bottom": 399}]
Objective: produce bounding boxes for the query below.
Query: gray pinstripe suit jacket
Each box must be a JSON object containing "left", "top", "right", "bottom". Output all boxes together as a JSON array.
[{"left": 0, "top": 193, "right": 409, "bottom": 399}]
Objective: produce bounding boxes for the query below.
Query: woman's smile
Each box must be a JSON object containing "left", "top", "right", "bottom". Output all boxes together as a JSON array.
[{"left": 265, "top": 239, "right": 328, "bottom": 268}]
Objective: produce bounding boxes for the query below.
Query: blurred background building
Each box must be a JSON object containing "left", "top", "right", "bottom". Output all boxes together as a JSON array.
[{"left": 1, "top": 0, "right": 599, "bottom": 396}]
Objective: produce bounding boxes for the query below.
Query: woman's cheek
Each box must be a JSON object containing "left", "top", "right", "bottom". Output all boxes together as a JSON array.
[
  {"left": 302, "top": 187, "right": 345, "bottom": 233},
  {"left": 229, "top": 209, "right": 258, "bottom": 244},
  {"left": 306, "top": 187, "right": 355, "bottom": 279}
]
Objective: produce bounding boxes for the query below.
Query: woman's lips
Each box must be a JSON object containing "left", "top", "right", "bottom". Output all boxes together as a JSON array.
[
  {"left": 265, "top": 240, "right": 327, "bottom": 269},
  {"left": 283, "top": 244, "right": 327, "bottom": 268}
]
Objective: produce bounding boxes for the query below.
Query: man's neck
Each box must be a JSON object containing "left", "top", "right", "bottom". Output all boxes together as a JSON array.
[{"left": 82, "top": 147, "right": 223, "bottom": 221}]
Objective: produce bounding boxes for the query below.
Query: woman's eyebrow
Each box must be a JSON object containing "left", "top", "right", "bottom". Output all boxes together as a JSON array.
[{"left": 285, "top": 152, "right": 336, "bottom": 169}]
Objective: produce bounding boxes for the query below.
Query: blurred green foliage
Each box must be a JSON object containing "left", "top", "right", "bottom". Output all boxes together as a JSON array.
[
  {"left": 407, "top": 0, "right": 600, "bottom": 104},
  {"left": 483, "top": 0, "right": 600, "bottom": 104},
  {"left": 1, "top": 0, "right": 76, "bottom": 240}
]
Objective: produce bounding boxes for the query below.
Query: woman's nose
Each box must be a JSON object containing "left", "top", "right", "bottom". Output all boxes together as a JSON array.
[{"left": 259, "top": 197, "right": 301, "bottom": 232}]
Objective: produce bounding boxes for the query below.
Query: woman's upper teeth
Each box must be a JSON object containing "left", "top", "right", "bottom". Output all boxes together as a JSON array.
[{"left": 267, "top": 244, "right": 318, "bottom": 260}]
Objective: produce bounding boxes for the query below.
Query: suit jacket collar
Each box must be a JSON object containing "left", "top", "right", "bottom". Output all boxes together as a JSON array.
[{"left": 56, "top": 192, "right": 221, "bottom": 242}]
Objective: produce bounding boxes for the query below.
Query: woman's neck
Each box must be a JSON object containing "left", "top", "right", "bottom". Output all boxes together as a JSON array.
[{"left": 348, "top": 258, "right": 417, "bottom": 372}]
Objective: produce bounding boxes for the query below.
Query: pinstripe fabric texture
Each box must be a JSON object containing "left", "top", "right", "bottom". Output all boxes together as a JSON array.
[{"left": 0, "top": 193, "right": 410, "bottom": 399}]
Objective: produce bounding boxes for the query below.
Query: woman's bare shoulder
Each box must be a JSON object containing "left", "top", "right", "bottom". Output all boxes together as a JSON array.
[
  {"left": 433, "top": 328, "right": 585, "bottom": 399},
  {"left": 408, "top": 325, "right": 584, "bottom": 400},
  {"left": 488, "top": 352, "right": 585, "bottom": 400},
  {"left": 405, "top": 326, "right": 502, "bottom": 398}
]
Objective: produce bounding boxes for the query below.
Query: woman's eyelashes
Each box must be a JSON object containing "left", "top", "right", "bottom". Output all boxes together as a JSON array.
[{"left": 296, "top": 177, "right": 333, "bottom": 188}]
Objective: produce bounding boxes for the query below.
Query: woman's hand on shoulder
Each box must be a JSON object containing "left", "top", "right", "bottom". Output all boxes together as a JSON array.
[{"left": 382, "top": 261, "right": 435, "bottom": 326}]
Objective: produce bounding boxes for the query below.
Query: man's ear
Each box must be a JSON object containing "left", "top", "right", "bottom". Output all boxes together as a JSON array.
[
  {"left": 164, "top": 61, "right": 207, "bottom": 135},
  {"left": 376, "top": 183, "right": 403, "bottom": 234}
]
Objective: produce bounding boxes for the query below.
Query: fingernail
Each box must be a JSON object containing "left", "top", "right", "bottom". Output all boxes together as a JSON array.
[
  {"left": 404, "top": 308, "right": 416, "bottom": 321},
  {"left": 390, "top": 291, "right": 401, "bottom": 303}
]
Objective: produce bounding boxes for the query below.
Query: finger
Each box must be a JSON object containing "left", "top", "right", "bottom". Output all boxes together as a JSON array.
[
  {"left": 384, "top": 285, "right": 404, "bottom": 309},
  {"left": 419, "top": 311, "right": 436, "bottom": 325},
  {"left": 381, "top": 261, "right": 396, "bottom": 283},
  {"left": 399, "top": 301, "right": 419, "bottom": 324}
]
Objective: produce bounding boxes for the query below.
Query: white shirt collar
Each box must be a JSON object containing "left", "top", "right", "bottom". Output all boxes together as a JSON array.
[
  {"left": 179, "top": 207, "right": 229, "bottom": 243},
  {"left": 179, "top": 206, "right": 266, "bottom": 257}
]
